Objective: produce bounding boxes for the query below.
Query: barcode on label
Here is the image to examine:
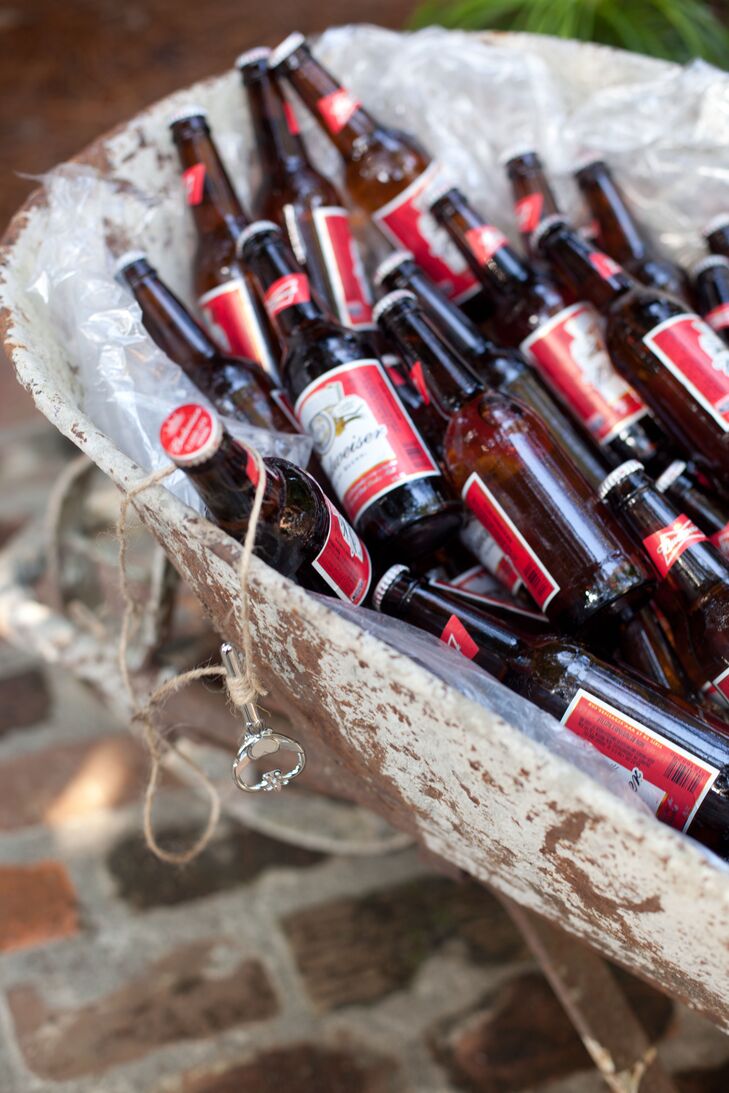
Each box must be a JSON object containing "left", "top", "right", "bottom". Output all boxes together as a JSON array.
[{"left": 664, "top": 757, "right": 705, "bottom": 796}]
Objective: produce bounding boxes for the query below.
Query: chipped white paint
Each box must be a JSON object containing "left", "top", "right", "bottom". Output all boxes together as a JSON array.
[{"left": 2, "top": 32, "right": 729, "bottom": 1029}]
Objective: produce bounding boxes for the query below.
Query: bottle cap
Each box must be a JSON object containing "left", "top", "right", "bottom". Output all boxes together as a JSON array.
[
  {"left": 113, "top": 250, "right": 148, "bottom": 279},
  {"left": 598, "top": 460, "right": 644, "bottom": 500},
  {"left": 235, "top": 47, "right": 271, "bottom": 69},
  {"left": 372, "top": 290, "right": 416, "bottom": 325},
  {"left": 704, "top": 213, "right": 729, "bottom": 238},
  {"left": 691, "top": 254, "right": 729, "bottom": 279},
  {"left": 530, "top": 214, "right": 568, "bottom": 250},
  {"left": 654, "top": 460, "right": 687, "bottom": 494},
  {"left": 498, "top": 144, "right": 539, "bottom": 167},
  {"left": 573, "top": 155, "right": 606, "bottom": 177},
  {"left": 236, "top": 220, "right": 281, "bottom": 257},
  {"left": 373, "top": 250, "right": 415, "bottom": 287},
  {"left": 269, "top": 32, "right": 307, "bottom": 69},
  {"left": 167, "top": 104, "right": 208, "bottom": 129},
  {"left": 160, "top": 404, "right": 223, "bottom": 467},
  {"left": 373, "top": 564, "right": 409, "bottom": 612}
]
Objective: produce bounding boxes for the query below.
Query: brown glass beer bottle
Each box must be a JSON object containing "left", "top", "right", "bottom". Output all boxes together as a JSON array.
[
  {"left": 600, "top": 460, "right": 729, "bottom": 708},
  {"left": 374, "top": 564, "right": 729, "bottom": 857},
  {"left": 116, "top": 253, "right": 297, "bottom": 434},
  {"left": 239, "top": 222, "right": 462, "bottom": 555},
  {"left": 617, "top": 606, "right": 693, "bottom": 696},
  {"left": 655, "top": 460, "right": 729, "bottom": 559},
  {"left": 238, "top": 48, "right": 374, "bottom": 332},
  {"left": 575, "top": 160, "right": 689, "bottom": 301},
  {"left": 503, "top": 149, "right": 561, "bottom": 257},
  {"left": 374, "top": 289, "right": 651, "bottom": 636},
  {"left": 169, "top": 106, "right": 282, "bottom": 379},
  {"left": 534, "top": 217, "right": 729, "bottom": 488},
  {"left": 269, "top": 32, "right": 486, "bottom": 314},
  {"left": 693, "top": 255, "right": 729, "bottom": 346},
  {"left": 374, "top": 250, "right": 608, "bottom": 490},
  {"left": 160, "top": 403, "right": 371, "bottom": 603},
  {"left": 430, "top": 188, "right": 664, "bottom": 469},
  {"left": 704, "top": 215, "right": 729, "bottom": 260}
]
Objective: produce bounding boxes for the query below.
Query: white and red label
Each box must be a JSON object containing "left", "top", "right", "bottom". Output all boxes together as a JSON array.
[
  {"left": 316, "top": 88, "right": 362, "bottom": 134},
  {"left": 373, "top": 162, "right": 478, "bottom": 303},
  {"left": 562, "top": 689, "right": 718, "bottom": 830},
  {"left": 448, "top": 565, "right": 499, "bottom": 596},
  {"left": 705, "top": 666, "right": 729, "bottom": 708},
  {"left": 440, "top": 614, "right": 480, "bottom": 660},
  {"left": 643, "top": 313, "right": 729, "bottom": 432},
  {"left": 588, "top": 250, "right": 624, "bottom": 279},
  {"left": 460, "top": 518, "right": 523, "bottom": 595},
  {"left": 465, "top": 224, "right": 510, "bottom": 265},
  {"left": 642, "top": 514, "right": 707, "bottom": 578},
  {"left": 294, "top": 359, "right": 439, "bottom": 524},
  {"left": 710, "top": 520, "right": 729, "bottom": 558},
  {"left": 515, "top": 194, "right": 544, "bottom": 235},
  {"left": 199, "top": 278, "right": 280, "bottom": 381},
  {"left": 432, "top": 579, "right": 547, "bottom": 623},
  {"left": 159, "top": 403, "right": 221, "bottom": 466},
  {"left": 311, "top": 492, "right": 372, "bottom": 605},
  {"left": 520, "top": 302, "right": 648, "bottom": 445},
  {"left": 461, "top": 473, "right": 560, "bottom": 610},
  {"left": 183, "top": 163, "right": 206, "bottom": 206},
  {"left": 705, "top": 303, "right": 729, "bottom": 334},
  {"left": 311, "top": 206, "right": 373, "bottom": 329},
  {"left": 264, "top": 273, "right": 311, "bottom": 318}
]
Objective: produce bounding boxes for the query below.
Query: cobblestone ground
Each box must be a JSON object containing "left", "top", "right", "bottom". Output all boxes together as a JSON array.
[{"left": 1, "top": 427, "right": 729, "bottom": 1092}]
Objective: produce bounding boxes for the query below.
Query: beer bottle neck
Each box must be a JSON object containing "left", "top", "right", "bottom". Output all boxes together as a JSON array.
[
  {"left": 376, "top": 567, "right": 529, "bottom": 679},
  {"left": 535, "top": 218, "right": 635, "bottom": 311},
  {"left": 121, "top": 259, "right": 219, "bottom": 365},
  {"left": 576, "top": 161, "right": 647, "bottom": 264},
  {"left": 377, "top": 297, "right": 483, "bottom": 417},
  {"left": 273, "top": 41, "right": 377, "bottom": 155},
  {"left": 241, "top": 228, "right": 330, "bottom": 338},
  {"left": 431, "top": 189, "right": 532, "bottom": 298},
  {"left": 244, "top": 64, "right": 309, "bottom": 179},
  {"left": 172, "top": 121, "right": 248, "bottom": 239},
  {"left": 506, "top": 153, "right": 560, "bottom": 230}
]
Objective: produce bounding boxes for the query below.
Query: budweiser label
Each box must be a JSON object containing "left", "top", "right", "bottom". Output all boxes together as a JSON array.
[
  {"left": 520, "top": 303, "right": 648, "bottom": 444},
  {"left": 440, "top": 614, "right": 479, "bottom": 660},
  {"left": 373, "top": 162, "right": 479, "bottom": 302},
  {"left": 311, "top": 206, "right": 374, "bottom": 329},
  {"left": 160, "top": 403, "right": 222, "bottom": 466},
  {"left": 706, "top": 303, "right": 729, "bottom": 333},
  {"left": 643, "top": 313, "right": 729, "bottom": 432},
  {"left": 295, "top": 359, "right": 439, "bottom": 523},
  {"left": 588, "top": 250, "right": 624, "bottom": 279},
  {"left": 264, "top": 272, "right": 311, "bottom": 318},
  {"left": 183, "top": 163, "right": 206, "bottom": 205},
  {"left": 707, "top": 666, "right": 729, "bottom": 708},
  {"left": 464, "top": 224, "right": 509, "bottom": 265},
  {"left": 461, "top": 518, "right": 523, "bottom": 595},
  {"left": 432, "top": 580, "right": 546, "bottom": 623},
  {"left": 409, "top": 360, "right": 430, "bottom": 404},
  {"left": 562, "top": 688, "right": 718, "bottom": 831},
  {"left": 311, "top": 493, "right": 372, "bottom": 605},
  {"left": 642, "top": 514, "right": 707, "bottom": 578},
  {"left": 710, "top": 520, "right": 729, "bottom": 558},
  {"left": 199, "top": 278, "right": 280, "bottom": 381},
  {"left": 515, "top": 193, "right": 543, "bottom": 234},
  {"left": 316, "top": 88, "right": 361, "bottom": 134},
  {"left": 461, "top": 473, "right": 560, "bottom": 610}
]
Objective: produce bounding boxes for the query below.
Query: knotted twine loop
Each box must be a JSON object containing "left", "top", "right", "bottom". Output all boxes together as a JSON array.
[{"left": 116, "top": 449, "right": 267, "bottom": 865}]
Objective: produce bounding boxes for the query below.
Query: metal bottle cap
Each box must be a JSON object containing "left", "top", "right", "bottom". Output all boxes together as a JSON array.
[
  {"left": 499, "top": 144, "right": 539, "bottom": 167},
  {"left": 235, "top": 47, "right": 272, "bottom": 69},
  {"left": 113, "top": 250, "right": 148, "bottom": 279},
  {"left": 373, "top": 564, "right": 410, "bottom": 612},
  {"left": 598, "top": 460, "right": 644, "bottom": 500},
  {"left": 372, "top": 290, "right": 417, "bottom": 325},
  {"left": 269, "top": 32, "right": 307, "bottom": 69},
  {"left": 373, "top": 250, "right": 415, "bottom": 287},
  {"left": 654, "top": 460, "right": 687, "bottom": 494},
  {"left": 704, "top": 213, "right": 729, "bottom": 238},
  {"left": 692, "top": 254, "right": 729, "bottom": 279},
  {"left": 236, "top": 220, "right": 281, "bottom": 257},
  {"left": 167, "top": 104, "right": 208, "bottom": 129},
  {"left": 530, "top": 214, "right": 569, "bottom": 250}
]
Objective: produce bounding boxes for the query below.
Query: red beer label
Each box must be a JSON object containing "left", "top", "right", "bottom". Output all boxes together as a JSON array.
[
  {"left": 199, "top": 278, "right": 280, "bottom": 381},
  {"left": 283, "top": 99, "right": 300, "bottom": 136},
  {"left": 515, "top": 193, "right": 543, "bottom": 234},
  {"left": 464, "top": 224, "right": 510, "bottom": 265},
  {"left": 461, "top": 473, "right": 560, "bottom": 610},
  {"left": 561, "top": 689, "right": 718, "bottom": 831},
  {"left": 448, "top": 565, "right": 498, "bottom": 595},
  {"left": 244, "top": 447, "right": 261, "bottom": 487},
  {"left": 440, "top": 614, "right": 479, "bottom": 660},
  {"left": 311, "top": 206, "right": 373, "bottom": 329},
  {"left": 705, "top": 303, "right": 729, "bottom": 333},
  {"left": 707, "top": 666, "right": 729, "bottom": 708},
  {"left": 316, "top": 88, "right": 361, "bottom": 134},
  {"left": 710, "top": 520, "right": 729, "bottom": 558},
  {"left": 159, "top": 403, "right": 221, "bottom": 466},
  {"left": 373, "top": 162, "right": 479, "bottom": 303},
  {"left": 643, "top": 313, "right": 729, "bottom": 432},
  {"left": 295, "top": 359, "right": 439, "bottom": 524},
  {"left": 588, "top": 250, "right": 624, "bottom": 279},
  {"left": 461, "top": 518, "right": 523, "bottom": 594},
  {"left": 409, "top": 360, "right": 430, "bottom": 404},
  {"left": 432, "top": 580, "right": 546, "bottom": 623},
  {"left": 264, "top": 273, "right": 311, "bottom": 318},
  {"left": 642, "top": 514, "right": 707, "bottom": 578},
  {"left": 520, "top": 302, "right": 648, "bottom": 444},
  {"left": 182, "top": 163, "right": 206, "bottom": 206},
  {"left": 311, "top": 493, "right": 372, "bottom": 605}
]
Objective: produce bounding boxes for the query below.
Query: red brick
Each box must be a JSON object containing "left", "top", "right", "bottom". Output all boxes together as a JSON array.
[
  {"left": 0, "top": 861, "right": 78, "bottom": 952},
  {"left": 0, "top": 734, "right": 150, "bottom": 830},
  {"left": 0, "top": 667, "right": 50, "bottom": 736},
  {"left": 8, "top": 939, "right": 279, "bottom": 1081}
]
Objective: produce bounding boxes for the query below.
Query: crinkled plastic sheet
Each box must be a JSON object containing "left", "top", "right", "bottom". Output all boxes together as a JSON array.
[{"left": 27, "top": 166, "right": 311, "bottom": 511}]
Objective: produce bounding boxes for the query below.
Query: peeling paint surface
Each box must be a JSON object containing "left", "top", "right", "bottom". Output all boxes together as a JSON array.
[{"left": 2, "top": 32, "right": 729, "bottom": 1030}]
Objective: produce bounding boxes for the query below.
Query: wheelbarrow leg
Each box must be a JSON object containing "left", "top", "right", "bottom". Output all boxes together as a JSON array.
[{"left": 500, "top": 897, "right": 679, "bottom": 1093}]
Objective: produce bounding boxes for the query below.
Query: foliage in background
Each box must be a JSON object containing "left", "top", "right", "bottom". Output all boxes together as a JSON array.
[{"left": 409, "top": 0, "right": 729, "bottom": 68}]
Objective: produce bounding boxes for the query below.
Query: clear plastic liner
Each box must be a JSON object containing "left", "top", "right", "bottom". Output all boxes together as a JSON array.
[{"left": 27, "top": 166, "right": 311, "bottom": 511}]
